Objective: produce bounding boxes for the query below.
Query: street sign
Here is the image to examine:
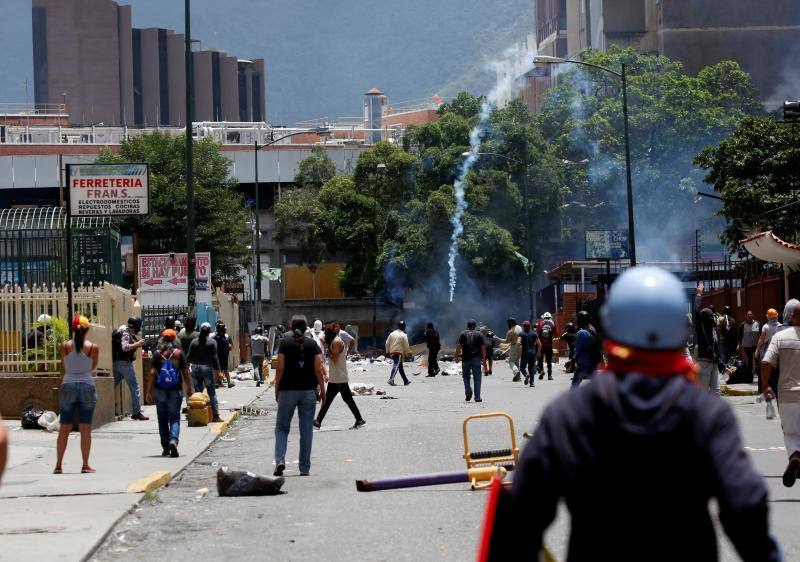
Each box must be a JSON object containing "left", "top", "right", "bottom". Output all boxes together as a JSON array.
[
  {"left": 67, "top": 163, "right": 149, "bottom": 217},
  {"left": 585, "top": 230, "right": 630, "bottom": 260},
  {"left": 138, "top": 253, "right": 211, "bottom": 292}
]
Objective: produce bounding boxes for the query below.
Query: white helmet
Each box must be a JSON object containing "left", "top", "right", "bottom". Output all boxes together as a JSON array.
[
  {"left": 601, "top": 267, "right": 688, "bottom": 350},
  {"left": 313, "top": 319, "right": 323, "bottom": 333},
  {"left": 542, "top": 312, "right": 552, "bottom": 320},
  {"left": 37, "top": 314, "right": 51, "bottom": 323}
]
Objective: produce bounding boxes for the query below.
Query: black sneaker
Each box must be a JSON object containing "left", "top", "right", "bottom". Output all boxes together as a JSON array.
[
  {"left": 256, "top": 380, "right": 262, "bottom": 387},
  {"left": 313, "top": 420, "right": 321, "bottom": 430},
  {"left": 783, "top": 456, "right": 800, "bottom": 487},
  {"left": 465, "top": 395, "right": 472, "bottom": 402},
  {"left": 387, "top": 379, "right": 397, "bottom": 386},
  {"left": 161, "top": 448, "right": 170, "bottom": 457},
  {"left": 274, "top": 462, "right": 285, "bottom": 477},
  {"left": 403, "top": 380, "right": 412, "bottom": 386},
  {"left": 548, "top": 375, "right": 553, "bottom": 380},
  {"left": 523, "top": 375, "right": 530, "bottom": 385},
  {"left": 169, "top": 440, "right": 179, "bottom": 458},
  {"left": 512, "top": 375, "right": 521, "bottom": 382},
  {"left": 131, "top": 412, "right": 149, "bottom": 421},
  {"left": 475, "top": 398, "right": 483, "bottom": 403},
  {"left": 539, "top": 373, "right": 544, "bottom": 380},
  {"left": 351, "top": 420, "right": 366, "bottom": 429}
]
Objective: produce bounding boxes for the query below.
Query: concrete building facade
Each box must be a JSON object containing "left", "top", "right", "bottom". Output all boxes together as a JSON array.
[
  {"left": 511, "top": 0, "right": 799, "bottom": 112},
  {"left": 33, "top": 0, "right": 266, "bottom": 126}
]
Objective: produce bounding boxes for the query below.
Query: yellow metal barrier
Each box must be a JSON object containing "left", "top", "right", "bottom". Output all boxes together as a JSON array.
[{"left": 462, "top": 412, "right": 520, "bottom": 490}]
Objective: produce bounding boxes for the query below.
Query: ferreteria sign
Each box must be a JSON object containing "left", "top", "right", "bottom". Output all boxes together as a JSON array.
[{"left": 67, "top": 163, "right": 150, "bottom": 216}]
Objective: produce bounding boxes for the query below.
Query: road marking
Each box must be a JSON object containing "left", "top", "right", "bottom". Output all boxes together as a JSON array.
[{"left": 744, "top": 446, "right": 786, "bottom": 452}]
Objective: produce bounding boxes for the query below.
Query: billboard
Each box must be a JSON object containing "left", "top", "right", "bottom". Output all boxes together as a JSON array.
[
  {"left": 67, "top": 163, "right": 149, "bottom": 216},
  {"left": 585, "top": 230, "right": 630, "bottom": 260},
  {"left": 138, "top": 253, "right": 211, "bottom": 292}
]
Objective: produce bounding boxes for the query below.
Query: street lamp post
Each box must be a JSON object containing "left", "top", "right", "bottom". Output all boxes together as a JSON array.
[
  {"left": 184, "top": 0, "right": 197, "bottom": 312},
  {"left": 372, "top": 162, "right": 386, "bottom": 347},
  {"left": 465, "top": 151, "right": 535, "bottom": 321},
  {"left": 252, "top": 127, "right": 330, "bottom": 324},
  {"left": 534, "top": 56, "right": 637, "bottom": 266}
]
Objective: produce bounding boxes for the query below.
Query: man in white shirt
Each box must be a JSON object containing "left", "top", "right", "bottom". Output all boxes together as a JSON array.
[
  {"left": 385, "top": 321, "right": 411, "bottom": 386},
  {"left": 761, "top": 299, "right": 800, "bottom": 487}
]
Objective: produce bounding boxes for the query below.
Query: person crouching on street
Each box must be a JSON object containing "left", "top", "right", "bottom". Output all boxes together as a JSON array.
[
  {"left": 273, "top": 315, "right": 327, "bottom": 476},
  {"left": 496, "top": 267, "right": 778, "bottom": 561},
  {"left": 315, "top": 327, "right": 366, "bottom": 430},
  {"left": 146, "top": 329, "right": 192, "bottom": 458},
  {"left": 55, "top": 316, "right": 99, "bottom": 474},
  {"left": 455, "top": 319, "right": 487, "bottom": 402},
  {"left": 385, "top": 321, "right": 412, "bottom": 386},
  {"left": 187, "top": 323, "right": 223, "bottom": 423}
]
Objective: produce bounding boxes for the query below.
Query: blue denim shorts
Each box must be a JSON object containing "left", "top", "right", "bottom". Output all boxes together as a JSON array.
[{"left": 59, "top": 382, "right": 97, "bottom": 425}]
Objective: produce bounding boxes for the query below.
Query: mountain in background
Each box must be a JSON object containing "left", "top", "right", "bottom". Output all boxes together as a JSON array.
[{"left": 0, "top": 0, "right": 533, "bottom": 124}]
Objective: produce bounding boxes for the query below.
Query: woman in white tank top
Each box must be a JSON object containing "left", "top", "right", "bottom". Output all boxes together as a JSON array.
[
  {"left": 54, "top": 316, "right": 99, "bottom": 474},
  {"left": 314, "top": 329, "right": 365, "bottom": 430}
]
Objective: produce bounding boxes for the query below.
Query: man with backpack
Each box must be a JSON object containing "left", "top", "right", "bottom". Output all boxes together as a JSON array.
[
  {"left": 113, "top": 316, "right": 149, "bottom": 420},
  {"left": 571, "top": 310, "right": 601, "bottom": 389},
  {"left": 145, "top": 329, "right": 192, "bottom": 457},
  {"left": 535, "top": 312, "right": 557, "bottom": 381},
  {"left": 455, "top": 319, "right": 487, "bottom": 402}
]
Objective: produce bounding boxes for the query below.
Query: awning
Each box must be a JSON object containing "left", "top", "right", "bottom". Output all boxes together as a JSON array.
[{"left": 741, "top": 231, "right": 800, "bottom": 272}]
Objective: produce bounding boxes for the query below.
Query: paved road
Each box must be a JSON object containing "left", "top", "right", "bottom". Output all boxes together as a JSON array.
[{"left": 90, "top": 358, "right": 798, "bottom": 562}]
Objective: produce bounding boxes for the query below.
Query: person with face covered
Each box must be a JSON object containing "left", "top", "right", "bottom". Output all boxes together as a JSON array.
[
  {"left": 485, "top": 268, "right": 778, "bottom": 562},
  {"left": 696, "top": 307, "right": 721, "bottom": 395}
]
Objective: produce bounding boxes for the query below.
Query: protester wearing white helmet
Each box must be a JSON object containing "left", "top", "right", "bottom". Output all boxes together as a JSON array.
[{"left": 489, "top": 267, "right": 777, "bottom": 561}]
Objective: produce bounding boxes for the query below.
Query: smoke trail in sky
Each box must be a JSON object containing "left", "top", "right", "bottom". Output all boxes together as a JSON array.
[{"left": 448, "top": 100, "right": 492, "bottom": 302}]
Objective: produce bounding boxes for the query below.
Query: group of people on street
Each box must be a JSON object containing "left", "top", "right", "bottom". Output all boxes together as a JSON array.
[{"left": 53, "top": 313, "right": 236, "bottom": 470}]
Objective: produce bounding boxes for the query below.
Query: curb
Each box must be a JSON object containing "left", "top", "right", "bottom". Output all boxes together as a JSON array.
[
  {"left": 209, "top": 410, "right": 240, "bottom": 435},
  {"left": 126, "top": 470, "right": 171, "bottom": 493},
  {"left": 721, "top": 385, "right": 759, "bottom": 396}
]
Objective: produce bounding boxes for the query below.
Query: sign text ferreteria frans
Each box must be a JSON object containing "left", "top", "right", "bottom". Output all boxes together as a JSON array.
[
  {"left": 138, "top": 253, "right": 211, "bottom": 292},
  {"left": 67, "top": 163, "right": 150, "bottom": 216}
]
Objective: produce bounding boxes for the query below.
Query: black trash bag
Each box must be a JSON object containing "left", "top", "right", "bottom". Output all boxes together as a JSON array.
[
  {"left": 21, "top": 406, "right": 44, "bottom": 430},
  {"left": 217, "top": 467, "right": 285, "bottom": 496},
  {"left": 726, "top": 357, "right": 753, "bottom": 385}
]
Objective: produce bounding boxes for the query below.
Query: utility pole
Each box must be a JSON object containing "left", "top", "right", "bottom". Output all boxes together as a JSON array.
[{"left": 184, "top": 0, "right": 196, "bottom": 312}]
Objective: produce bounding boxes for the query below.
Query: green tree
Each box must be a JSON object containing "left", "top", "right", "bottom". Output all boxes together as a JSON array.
[
  {"left": 96, "top": 132, "right": 251, "bottom": 284},
  {"left": 293, "top": 145, "right": 337, "bottom": 188},
  {"left": 695, "top": 116, "right": 800, "bottom": 249},
  {"left": 436, "top": 91, "right": 486, "bottom": 119},
  {"left": 536, "top": 47, "right": 762, "bottom": 258}
]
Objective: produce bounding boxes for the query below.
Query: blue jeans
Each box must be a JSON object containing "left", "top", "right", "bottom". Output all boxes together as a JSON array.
[
  {"left": 389, "top": 354, "right": 409, "bottom": 384},
  {"left": 191, "top": 365, "right": 218, "bottom": 416},
  {"left": 520, "top": 350, "right": 537, "bottom": 382},
  {"left": 59, "top": 382, "right": 97, "bottom": 424},
  {"left": 571, "top": 365, "right": 594, "bottom": 389},
  {"left": 274, "top": 389, "right": 317, "bottom": 474},
  {"left": 113, "top": 360, "right": 141, "bottom": 415},
  {"left": 462, "top": 357, "right": 482, "bottom": 400},
  {"left": 153, "top": 387, "right": 183, "bottom": 448}
]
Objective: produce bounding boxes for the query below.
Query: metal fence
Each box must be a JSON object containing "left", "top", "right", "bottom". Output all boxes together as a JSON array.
[
  {"left": 0, "top": 283, "right": 140, "bottom": 374},
  {"left": 141, "top": 305, "right": 189, "bottom": 347},
  {"left": 0, "top": 208, "right": 122, "bottom": 287}
]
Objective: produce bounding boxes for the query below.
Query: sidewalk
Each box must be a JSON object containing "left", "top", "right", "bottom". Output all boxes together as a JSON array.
[{"left": 0, "top": 378, "right": 266, "bottom": 562}]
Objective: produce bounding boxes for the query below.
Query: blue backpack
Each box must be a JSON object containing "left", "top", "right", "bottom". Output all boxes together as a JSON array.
[{"left": 155, "top": 350, "right": 181, "bottom": 390}]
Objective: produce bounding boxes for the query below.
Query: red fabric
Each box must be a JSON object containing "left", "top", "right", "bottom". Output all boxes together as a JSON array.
[
  {"left": 603, "top": 340, "right": 698, "bottom": 381},
  {"left": 477, "top": 476, "right": 504, "bottom": 562}
]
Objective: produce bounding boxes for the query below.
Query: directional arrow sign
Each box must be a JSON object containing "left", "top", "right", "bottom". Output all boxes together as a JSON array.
[
  {"left": 168, "top": 277, "right": 187, "bottom": 285},
  {"left": 144, "top": 278, "right": 162, "bottom": 286}
]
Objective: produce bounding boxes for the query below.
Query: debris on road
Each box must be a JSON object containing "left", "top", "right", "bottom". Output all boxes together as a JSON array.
[
  {"left": 194, "top": 487, "right": 209, "bottom": 501},
  {"left": 351, "top": 383, "right": 375, "bottom": 395},
  {"left": 217, "top": 467, "right": 285, "bottom": 496}
]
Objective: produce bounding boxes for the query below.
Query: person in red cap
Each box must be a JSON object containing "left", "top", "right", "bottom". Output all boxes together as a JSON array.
[
  {"left": 55, "top": 316, "right": 99, "bottom": 474},
  {"left": 488, "top": 267, "right": 777, "bottom": 561}
]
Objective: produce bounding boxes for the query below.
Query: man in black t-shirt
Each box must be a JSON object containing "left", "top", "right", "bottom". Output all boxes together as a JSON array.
[
  {"left": 273, "top": 315, "right": 326, "bottom": 477},
  {"left": 455, "top": 319, "right": 487, "bottom": 402},
  {"left": 424, "top": 322, "right": 441, "bottom": 377}
]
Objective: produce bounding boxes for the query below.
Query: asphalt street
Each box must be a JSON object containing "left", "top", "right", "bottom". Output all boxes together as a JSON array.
[{"left": 90, "top": 358, "right": 799, "bottom": 562}]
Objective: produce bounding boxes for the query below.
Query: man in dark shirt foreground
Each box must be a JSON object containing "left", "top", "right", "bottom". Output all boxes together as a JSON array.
[{"left": 486, "top": 267, "right": 778, "bottom": 562}]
